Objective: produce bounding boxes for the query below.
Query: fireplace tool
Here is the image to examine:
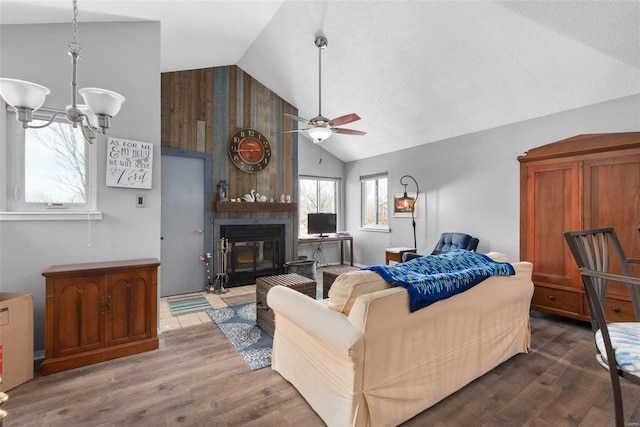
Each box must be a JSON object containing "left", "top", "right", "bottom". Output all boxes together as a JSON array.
[{"left": 211, "top": 237, "right": 229, "bottom": 294}]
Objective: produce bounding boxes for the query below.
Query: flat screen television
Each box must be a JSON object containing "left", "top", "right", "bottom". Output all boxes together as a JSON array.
[{"left": 307, "top": 213, "right": 337, "bottom": 237}]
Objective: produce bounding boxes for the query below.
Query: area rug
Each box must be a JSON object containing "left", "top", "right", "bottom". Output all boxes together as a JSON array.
[
  {"left": 220, "top": 293, "right": 255, "bottom": 306},
  {"left": 207, "top": 303, "right": 272, "bottom": 370},
  {"left": 168, "top": 295, "right": 212, "bottom": 316}
]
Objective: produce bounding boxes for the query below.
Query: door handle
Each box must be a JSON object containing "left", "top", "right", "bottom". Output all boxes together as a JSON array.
[{"left": 195, "top": 229, "right": 204, "bottom": 234}]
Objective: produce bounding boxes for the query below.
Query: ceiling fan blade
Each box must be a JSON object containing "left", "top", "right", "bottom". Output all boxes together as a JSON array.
[
  {"left": 284, "top": 113, "right": 311, "bottom": 124},
  {"left": 334, "top": 128, "right": 367, "bottom": 136},
  {"left": 329, "top": 113, "right": 361, "bottom": 127}
]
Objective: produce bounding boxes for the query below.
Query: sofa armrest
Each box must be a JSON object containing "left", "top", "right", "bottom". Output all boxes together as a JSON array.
[
  {"left": 402, "top": 252, "right": 423, "bottom": 262},
  {"left": 267, "top": 285, "right": 364, "bottom": 356}
]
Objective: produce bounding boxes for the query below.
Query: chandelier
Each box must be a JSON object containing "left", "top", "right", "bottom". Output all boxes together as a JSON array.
[{"left": 0, "top": 0, "right": 125, "bottom": 144}]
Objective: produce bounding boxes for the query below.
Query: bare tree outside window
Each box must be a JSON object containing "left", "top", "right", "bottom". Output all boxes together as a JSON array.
[
  {"left": 362, "top": 176, "right": 387, "bottom": 226},
  {"left": 299, "top": 177, "right": 338, "bottom": 235},
  {"left": 25, "top": 120, "right": 87, "bottom": 204}
]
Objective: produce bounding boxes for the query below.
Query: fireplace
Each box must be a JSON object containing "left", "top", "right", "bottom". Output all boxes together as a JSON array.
[{"left": 220, "top": 224, "right": 286, "bottom": 287}]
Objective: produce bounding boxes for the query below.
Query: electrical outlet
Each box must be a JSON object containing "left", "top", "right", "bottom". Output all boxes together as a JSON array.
[{"left": 136, "top": 194, "right": 145, "bottom": 208}]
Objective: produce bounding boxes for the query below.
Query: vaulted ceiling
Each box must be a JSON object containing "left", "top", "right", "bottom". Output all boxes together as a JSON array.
[{"left": 1, "top": 1, "right": 639, "bottom": 162}]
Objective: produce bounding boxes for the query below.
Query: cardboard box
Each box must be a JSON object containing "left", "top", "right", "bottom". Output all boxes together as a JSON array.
[{"left": 0, "top": 293, "right": 34, "bottom": 392}]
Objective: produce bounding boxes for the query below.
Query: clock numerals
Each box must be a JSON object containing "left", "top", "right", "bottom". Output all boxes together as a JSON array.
[{"left": 228, "top": 128, "right": 272, "bottom": 173}]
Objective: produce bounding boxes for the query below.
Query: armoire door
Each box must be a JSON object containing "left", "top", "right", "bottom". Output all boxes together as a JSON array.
[
  {"left": 584, "top": 153, "right": 640, "bottom": 294},
  {"left": 523, "top": 161, "right": 583, "bottom": 318}
]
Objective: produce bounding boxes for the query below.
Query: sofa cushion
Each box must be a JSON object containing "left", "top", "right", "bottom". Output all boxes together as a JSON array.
[
  {"left": 328, "top": 270, "right": 394, "bottom": 315},
  {"left": 485, "top": 252, "right": 509, "bottom": 262}
]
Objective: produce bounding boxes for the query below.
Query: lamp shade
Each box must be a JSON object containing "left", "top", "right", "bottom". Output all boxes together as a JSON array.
[
  {"left": 395, "top": 193, "right": 415, "bottom": 211},
  {"left": 0, "top": 78, "right": 50, "bottom": 111},
  {"left": 307, "top": 126, "right": 333, "bottom": 142},
  {"left": 73, "top": 104, "right": 99, "bottom": 128},
  {"left": 79, "top": 87, "right": 125, "bottom": 117}
]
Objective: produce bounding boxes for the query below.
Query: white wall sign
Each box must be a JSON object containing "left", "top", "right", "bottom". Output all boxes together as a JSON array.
[{"left": 106, "top": 137, "right": 153, "bottom": 189}]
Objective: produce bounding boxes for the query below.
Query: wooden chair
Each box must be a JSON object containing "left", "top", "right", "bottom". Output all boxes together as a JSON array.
[{"left": 563, "top": 228, "right": 640, "bottom": 426}]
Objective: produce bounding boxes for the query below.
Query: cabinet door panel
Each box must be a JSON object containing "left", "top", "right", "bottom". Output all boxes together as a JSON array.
[
  {"left": 525, "top": 162, "right": 582, "bottom": 288},
  {"left": 107, "top": 271, "right": 152, "bottom": 345},
  {"left": 585, "top": 154, "right": 640, "bottom": 288},
  {"left": 53, "top": 276, "right": 105, "bottom": 357}
]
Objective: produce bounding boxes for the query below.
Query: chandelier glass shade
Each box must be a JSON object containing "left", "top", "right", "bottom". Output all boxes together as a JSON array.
[
  {"left": 0, "top": 0, "right": 125, "bottom": 143},
  {"left": 0, "top": 78, "right": 51, "bottom": 111}
]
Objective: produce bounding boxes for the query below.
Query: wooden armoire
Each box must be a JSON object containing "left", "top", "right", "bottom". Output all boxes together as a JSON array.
[{"left": 519, "top": 132, "right": 640, "bottom": 322}]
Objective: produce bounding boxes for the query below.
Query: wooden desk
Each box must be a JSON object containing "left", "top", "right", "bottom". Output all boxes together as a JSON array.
[{"left": 298, "top": 236, "right": 353, "bottom": 266}]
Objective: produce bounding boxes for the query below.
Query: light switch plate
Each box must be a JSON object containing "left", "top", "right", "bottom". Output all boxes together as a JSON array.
[{"left": 136, "top": 194, "right": 145, "bottom": 208}]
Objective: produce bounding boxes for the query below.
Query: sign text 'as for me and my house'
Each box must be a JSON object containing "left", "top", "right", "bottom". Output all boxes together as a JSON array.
[{"left": 106, "top": 138, "right": 153, "bottom": 189}]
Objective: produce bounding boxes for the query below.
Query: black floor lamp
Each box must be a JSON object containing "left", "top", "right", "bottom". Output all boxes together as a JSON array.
[{"left": 397, "top": 175, "right": 420, "bottom": 249}]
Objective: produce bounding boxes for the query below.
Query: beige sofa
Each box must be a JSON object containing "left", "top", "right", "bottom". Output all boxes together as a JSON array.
[{"left": 267, "top": 258, "right": 534, "bottom": 427}]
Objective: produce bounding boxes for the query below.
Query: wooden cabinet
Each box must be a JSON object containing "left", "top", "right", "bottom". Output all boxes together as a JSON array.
[
  {"left": 519, "top": 132, "right": 640, "bottom": 321},
  {"left": 41, "top": 259, "right": 160, "bottom": 375}
]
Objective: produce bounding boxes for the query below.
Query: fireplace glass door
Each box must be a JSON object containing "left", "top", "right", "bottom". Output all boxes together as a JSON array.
[{"left": 221, "top": 224, "right": 285, "bottom": 286}]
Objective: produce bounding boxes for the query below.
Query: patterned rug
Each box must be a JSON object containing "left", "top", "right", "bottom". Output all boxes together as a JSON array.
[
  {"left": 207, "top": 303, "right": 272, "bottom": 370},
  {"left": 168, "top": 295, "right": 212, "bottom": 316},
  {"left": 220, "top": 293, "right": 255, "bottom": 306}
]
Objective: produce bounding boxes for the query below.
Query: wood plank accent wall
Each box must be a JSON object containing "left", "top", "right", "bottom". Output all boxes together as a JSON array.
[{"left": 161, "top": 66, "right": 299, "bottom": 258}]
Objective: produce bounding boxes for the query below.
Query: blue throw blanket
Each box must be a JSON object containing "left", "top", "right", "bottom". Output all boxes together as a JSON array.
[{"left": 362, "top": 250, "right": 515, "bottom": 312}]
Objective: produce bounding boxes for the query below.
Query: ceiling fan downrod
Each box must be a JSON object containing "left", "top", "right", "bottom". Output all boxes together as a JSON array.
[{"left": 315, "top": 35, "right": 328, "bottom": 119}]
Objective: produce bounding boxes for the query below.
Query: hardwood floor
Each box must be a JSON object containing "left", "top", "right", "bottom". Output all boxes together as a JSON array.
[{"left": 5, "top": 310, "right": 640, "bottom": 426}]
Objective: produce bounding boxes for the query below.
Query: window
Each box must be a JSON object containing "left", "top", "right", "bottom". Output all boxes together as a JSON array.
[
  {"left": 361, "top": 173, "right": 388, "bottom": 229},
  {"left": 298, "top": 176, "right": 339, "bottom": 235},
  {"left": 4, "top": 110, "right": 97, "bottom": 215}
]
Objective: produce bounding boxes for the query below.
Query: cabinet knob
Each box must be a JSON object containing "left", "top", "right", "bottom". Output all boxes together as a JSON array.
[
  {"left": 612, "top": 307, "right": 621, "bottom": 313},
  {"left": 107, "top": 296, "right": 112, "bottom": 312},
  {"left": 548, "top": 295, "right": 556, "bottom": 301}
]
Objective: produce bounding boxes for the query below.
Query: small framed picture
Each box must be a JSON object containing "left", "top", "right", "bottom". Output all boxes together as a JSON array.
[{"left": 393, "top": 192, "right": 417, "bottom": 217}]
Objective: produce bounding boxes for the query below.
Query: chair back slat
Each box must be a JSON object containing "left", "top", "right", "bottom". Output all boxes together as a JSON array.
[{"left": 565, "top": 228, "right": 640, "bottom": 322}]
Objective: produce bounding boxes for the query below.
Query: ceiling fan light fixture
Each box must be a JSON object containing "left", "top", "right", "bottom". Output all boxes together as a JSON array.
[
  {"left": 307, "top": 126, "right": 333, "bottom": 142},
  {"left": 283, "top": 34, "right": 365, "bottom": 142}
]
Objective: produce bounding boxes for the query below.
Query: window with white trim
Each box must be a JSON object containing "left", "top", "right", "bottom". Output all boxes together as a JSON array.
[
  {"left": 5, "top": 111, "right": 97, "bottom": 213},
  {"left": 361, "top": 173, "right": 388, "bottom": 229},
  {"left": 298, "top": 176, "right": 339, "bottom": 236}
]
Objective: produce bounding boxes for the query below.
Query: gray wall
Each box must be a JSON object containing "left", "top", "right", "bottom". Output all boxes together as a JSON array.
[
  {"left": 297, "top": 138, "right": 346, "bottom": 264},
  {"left": 343, "top": 94, "right": 640, "bottom": 265},
  {"left": 0, "top": 21, "right": 162, "bottom": 353}
]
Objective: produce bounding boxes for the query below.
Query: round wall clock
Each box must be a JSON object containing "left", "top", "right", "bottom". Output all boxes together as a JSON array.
[{"left": 228, "top": 128, "right": 272, "bottom": 173}]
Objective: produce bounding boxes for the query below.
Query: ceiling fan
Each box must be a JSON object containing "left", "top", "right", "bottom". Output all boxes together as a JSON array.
[{"left": 284, "top": 35, "right": 366, "bottom": 143}]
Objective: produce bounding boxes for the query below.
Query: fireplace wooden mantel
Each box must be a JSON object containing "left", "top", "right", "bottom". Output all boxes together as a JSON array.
[{"left": 215, "top": 201, "right": 298, "bottom": 212}]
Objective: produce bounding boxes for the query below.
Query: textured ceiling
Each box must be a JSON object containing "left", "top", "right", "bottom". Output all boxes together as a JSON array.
[{"left": 1, "top": 0, "right": 639, "bottom": 162}]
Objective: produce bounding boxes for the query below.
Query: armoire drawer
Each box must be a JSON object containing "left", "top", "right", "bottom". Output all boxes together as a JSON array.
[
  {"left": 605, "top": 298, "right": 636, "bottom": 322},
  {"left": 532, "top": 286, "right": 581, "bottom": 313},
  {"left": 583, "top": 296, "right": 636, "bottom": 322}
]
